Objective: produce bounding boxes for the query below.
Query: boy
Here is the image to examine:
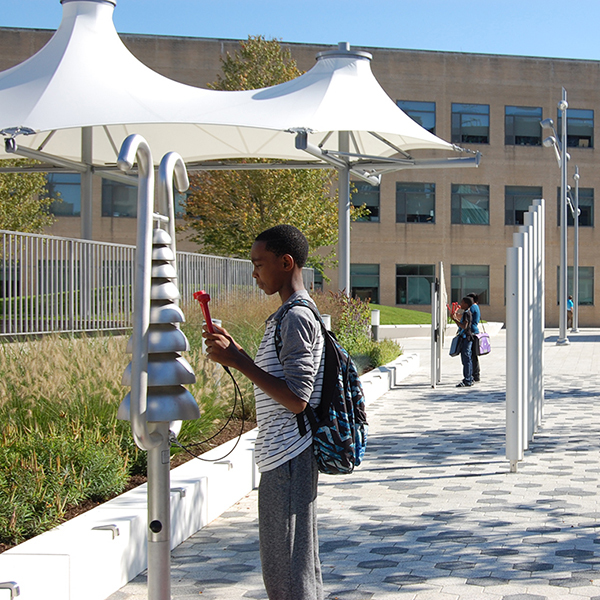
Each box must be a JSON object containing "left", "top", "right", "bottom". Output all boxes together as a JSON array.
[
  {"left": 203, "top": 224, "right": 325, "bottom": 600},
  {"left": 450, "top": 296, "right": 474, "bottom": 387},
  {"left": 467, "top": 293, "right": 481, "bottom": 382}
]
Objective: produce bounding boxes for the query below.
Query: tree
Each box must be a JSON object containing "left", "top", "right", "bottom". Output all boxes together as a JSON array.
[
  {"left": 185, "top": 36, "right": 349, "bottom": 274},
  {"left": 0, "top": 160, "right": 58, "bottom": 233}
]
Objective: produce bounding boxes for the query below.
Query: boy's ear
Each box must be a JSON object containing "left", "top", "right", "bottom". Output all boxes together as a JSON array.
[{"left": 281, "top": 253, "right": 295, "bottom": 271}]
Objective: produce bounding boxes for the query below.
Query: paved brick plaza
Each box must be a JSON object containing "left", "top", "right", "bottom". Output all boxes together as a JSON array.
[{"left": 110, "top": 330, "right": 600, "bottom": 600}]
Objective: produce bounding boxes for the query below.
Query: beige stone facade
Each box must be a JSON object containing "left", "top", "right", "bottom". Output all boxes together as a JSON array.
[{"left": 2, "top": 28, "right": 600, "bottom": 325}]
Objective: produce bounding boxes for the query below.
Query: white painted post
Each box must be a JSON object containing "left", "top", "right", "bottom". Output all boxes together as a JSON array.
[
  {"left": 371, "top": 309, "right": 380, "bottom": 342},
  {"left": 533, "top": 199, "right": 546, "bottom": 424},
  {"left": 514, "top": 230, "right": 529, "bottom": 449},
  {"left": 506, "top": 245, "right": 523, "bottom": 472},
  {"left": 522, "top": 217, "right": 536, "bottom": 439},
  {"left": 431, "top": 280, "right": 438, "bottom": 388},
  {"left": 437, "top": 262, "right": 446, "bottom": 385}
]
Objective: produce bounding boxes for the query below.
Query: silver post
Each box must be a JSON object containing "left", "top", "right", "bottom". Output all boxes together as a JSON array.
[
  {"left": 557, "top": 88, "right": 570, "bottom": 345},
  {"left": 81, "top": 126, "right": 93, "bottom": 240},
  {"left": 506, "top": 245, "right": 523, "bottom": 471},
  {"left": 147, "top": 421, "right": 172, "bottom": 600},
  {"left": 338, "top": 131, "right": 351, "bottom": 295},
  {"left": 572, "top": 166, "right": 580, "bottom": 332}
]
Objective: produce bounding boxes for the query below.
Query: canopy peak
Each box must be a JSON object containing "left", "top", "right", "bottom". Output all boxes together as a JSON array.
[
  {"left": 61, "top": 0, "right": 116, "bottom": 6},
  {"left": 316, "top": 41, "right": 372, "bottom": 62}
]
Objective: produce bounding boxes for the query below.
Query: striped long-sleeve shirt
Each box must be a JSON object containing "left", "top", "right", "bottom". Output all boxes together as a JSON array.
[{"left": 253, "top": 290, "right": 325, "bottom": 473}]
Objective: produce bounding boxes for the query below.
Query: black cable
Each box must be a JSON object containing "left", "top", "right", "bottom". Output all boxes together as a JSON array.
[{"left": 171, "top": 365, "right": 248, "bottom": 463}]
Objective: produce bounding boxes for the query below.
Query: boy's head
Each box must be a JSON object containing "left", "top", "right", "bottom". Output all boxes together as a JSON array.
[
  {"left": 461, "top": 296, "right": 474, "bottom": 310},
  {"left": 254, "top": 225, "right": 309, "bottom": 267},
  {"left": 251, "top": 225, "right": 309, "bottom": 297}
]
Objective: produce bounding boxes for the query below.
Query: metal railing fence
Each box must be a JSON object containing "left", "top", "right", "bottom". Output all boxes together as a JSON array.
[{"left": 0, "top": 230, "right": 314, "bottom": 337}]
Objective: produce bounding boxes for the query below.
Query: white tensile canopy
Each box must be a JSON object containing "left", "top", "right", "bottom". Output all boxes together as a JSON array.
[{"left": 0, "top": 0, "right": 479, "bottom": 291}]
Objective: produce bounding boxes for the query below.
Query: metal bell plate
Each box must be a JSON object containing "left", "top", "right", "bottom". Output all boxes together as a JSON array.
[
  {"left": 150, "top": 302, "right": 185, "bottom": 324},
  {"left": 152, "top": 246, "right": 175, "bottom": 261},
  {"left": 153, "top": 228, "right": 172, "bottom": 245},
  {"left": 122, "top": 354, "right": 196, "bottom": 386},
  {"left": 151, "top": 280, "right": 180, "bottom": 301},
  {"left": 126, "top": 324, "right": 190, "bottom": 354},
  {"left": 151, "top": 262, "right": 177, "bottom": 278},
  {"left": 118, "top": 385, "right": 200, "bottom": 422}
]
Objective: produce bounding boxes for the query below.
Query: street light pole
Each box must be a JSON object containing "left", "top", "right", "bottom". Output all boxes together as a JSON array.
[
  {"left": 572, "top": 165, "right": 580, "bottom": 332},
  {"left": 557, "top": 88, "right": 569, "bottom": 344},
  {"left": 541, "top": 89, "right": 570, "bottom": 345}
]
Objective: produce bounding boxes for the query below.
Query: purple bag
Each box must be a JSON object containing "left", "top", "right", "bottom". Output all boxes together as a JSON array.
[{"left": 475, "top": 332, "right": 491, "bottom": 356}]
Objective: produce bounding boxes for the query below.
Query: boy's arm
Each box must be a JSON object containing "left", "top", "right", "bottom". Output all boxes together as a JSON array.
[{"left": 203, "top": 324, "right": 308, "bottom": 414}]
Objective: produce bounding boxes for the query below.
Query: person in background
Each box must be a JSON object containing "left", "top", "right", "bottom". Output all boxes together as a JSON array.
[
  {"left": 467, "top": 293, "right": 481, "bottom": 382},
  {"left": 451, "top": 296, "right": 475, "bottom": 387},
  {"left": 567, "top": 295, "right": 574, "bottom": 329}
]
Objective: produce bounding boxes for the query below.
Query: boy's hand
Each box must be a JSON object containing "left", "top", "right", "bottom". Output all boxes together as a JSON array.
[{"left": 202, "top": 324, "right": 247, "bottom": 367}]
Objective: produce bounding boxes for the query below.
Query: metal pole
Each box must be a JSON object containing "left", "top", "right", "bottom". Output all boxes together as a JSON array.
[
  {"left": 438, "top": 261, "right": 445, "bottom": 385},
  {"left": 522, "top": 217, "right": 536, "bottom": 438},
  {"left": 147, "top": 422, "right": 172, "bottom": 600},
  {"left": 430, "top": 279, "right": 438, "bottom": 388},
  {"left": 506, "top": 245, "right": 523, "bottom": 472},
  {"left": 533, "top": 199, "right": 546, "bottom": 425},
  {"left": 514, "top": 230, "right": 529, "bottom": 450},
  {"left": 338, "top": 131, "right": 351, "bottom": 295},
  {"left": 572, "top": 166, "right": 580, "bottom": 332},
  {"left": 81, "top": 127, "right": 94, "bottom": 240},
  {"left": 557, "top": 88, "right": 569, "bottom": 345}
]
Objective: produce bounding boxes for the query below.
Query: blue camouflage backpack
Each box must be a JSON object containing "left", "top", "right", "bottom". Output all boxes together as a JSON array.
[{"left": 274, "top": 298, "right": 368, "bottom": 475}]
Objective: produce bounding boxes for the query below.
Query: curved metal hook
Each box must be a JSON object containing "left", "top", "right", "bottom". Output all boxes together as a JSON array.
[
  {"left": 158, "top": 151, "right": 188, "bottom": 252},
  {"left": 118, "top": 134, "right": 161, "bottom": 451},
  {"left": 158, "top": 152, "right": 188, "bottom": 307}
]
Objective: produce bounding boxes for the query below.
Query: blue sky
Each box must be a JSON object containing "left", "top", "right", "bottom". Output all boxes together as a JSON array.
[{"left": 1, "top": 0, "right": 600, "bottom": 61}]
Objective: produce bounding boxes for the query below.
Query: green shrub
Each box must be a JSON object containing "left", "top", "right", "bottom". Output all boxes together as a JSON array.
[
  {"left": 0, "top": 431, "right": 128, "bottom": 546},
  {"left": 313, "top": 292, "right": 402, "bottom": 372}
]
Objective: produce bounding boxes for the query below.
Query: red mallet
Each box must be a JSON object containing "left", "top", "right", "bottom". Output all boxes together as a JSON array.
[{"left": 193, "top": 290, "right": 214, "bottom": 333}]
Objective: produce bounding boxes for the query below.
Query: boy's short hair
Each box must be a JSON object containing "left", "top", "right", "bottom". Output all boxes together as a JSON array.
[
  {"left": 462, "top": 296, "right": 474, "bottom": 307},
  {"left": 467, "top": 292, "right": 479, "bottom": 304},
  {"left": 255, "top": 225, "right": 309, "bottom": 268}
]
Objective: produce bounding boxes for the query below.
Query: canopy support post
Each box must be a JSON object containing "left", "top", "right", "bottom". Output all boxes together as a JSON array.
[
  {"left": 338, "top": 131, "right": 351, "bottom": 296},
  {"left": 81, "top": 127, "right": 93, "bottom": 240}
]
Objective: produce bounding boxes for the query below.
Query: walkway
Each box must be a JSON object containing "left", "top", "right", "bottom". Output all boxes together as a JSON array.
[{"left": 109, "top": 329, "right": 600, "bottom": 600}]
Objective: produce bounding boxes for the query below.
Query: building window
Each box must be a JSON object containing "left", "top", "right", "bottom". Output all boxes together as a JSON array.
[
  {"left": 557, "top": 108, "right": 594, "bottom": 148},
  {"left": 396, "top": 264, "right": 435, "bottom": 305},
  {"left": 556, "top": 266, "right": 594, "bottom": 305},
  {"left": 505, "top": 186, "right": 543, "bottom": 226},
  {"left": 451, "top": 184, "right": 489, "bottom": 225},
  {"left": 558, "top": 187, "right": 594, "bottom": 227},
  {"left": 102, "top": 179, "right": 137, "bottom": 218},
  {"left": 451, "top": 265, "right": 490, "bottom": 305},
  {"left": 505, "top": 106, "right": 542, "bottom": 146},
  {"left": 351, "top": 181, "right": 380, "bottom": 222},
  {"left": 397, "top": 100, "right": 436, "bottom": 134},
  {"left": 351, "top": 264, "right": 379, "bottom": 304},
  {"left": 451, "top": 103, "right": 489, "bottom": 144},
  {"left": 396, "top": 182, "right": 435, "bottom": 223},
  {"left": 46, "top": 173, "right": 81, "bottom": 216}
]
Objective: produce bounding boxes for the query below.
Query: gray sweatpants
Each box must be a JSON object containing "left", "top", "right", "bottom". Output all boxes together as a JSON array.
[{"left": 258, "top": 446, "right": 323, "bottom": 600}]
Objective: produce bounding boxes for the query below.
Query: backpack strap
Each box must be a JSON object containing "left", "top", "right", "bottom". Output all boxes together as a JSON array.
[{"left": 273, "top": 298, "right": 325, "bottom": 438}]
